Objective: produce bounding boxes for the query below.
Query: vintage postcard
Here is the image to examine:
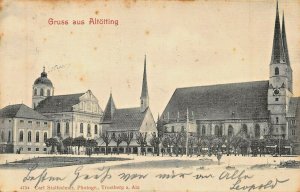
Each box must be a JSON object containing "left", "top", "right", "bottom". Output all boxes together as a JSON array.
[{"left": 0, "top": 0, "right": 300, "bottom": 191}]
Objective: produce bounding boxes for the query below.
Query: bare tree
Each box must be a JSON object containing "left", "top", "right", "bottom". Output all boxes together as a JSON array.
[
  {"left": 136, "top": 132, "right": 147, "bottom": 156},
  {"left": 113, "top": 133, "right": 123, "bottom": 155},
  {"left": 100, "top": 131, "right": 112, "bottom": 155},
  {"left": 149, "top": 132, "right": 160, "bottom": 156},
  {"left": 121, "top": 132, "right": 134, "bottom": 154},
  {"left": 170, "top": 132, "right": 183, "bottom": 157}
]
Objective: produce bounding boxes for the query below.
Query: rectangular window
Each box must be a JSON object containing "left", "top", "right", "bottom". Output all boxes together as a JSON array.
[
  {"left": 36, "top": 148, "right": 39, "bottom": 151},
  {"left": 28, "top": 148, "right": 31, "bottom": 151},
  {"left": 36, "top": 122, "right": 40, "bottom": 126},
  {"left": 292, "top": 130, "right": 295, "bottom": 135},
  {"left": 28, "top": 121, "right": 32, "bottom": 124},
  {"left": 43, "top": 148, "right": 47, "bottom": 151},
  {"left": 181, "top": 126, "right": 185, "bottom": 132},
  {"left": 44, "top": 122, "right": 47, "bottom": 125},
  {"left": 275, "top": 98, "right": 279, "bottom": 101},
  {"left": 8, "top": 120, "right": 11, "bottom": 123},
  {"left": 171, "top": 126, "right": 175, "bottom": 132},
  {"left": 20, "top": 120, "right": 24, "bottom": 123}
]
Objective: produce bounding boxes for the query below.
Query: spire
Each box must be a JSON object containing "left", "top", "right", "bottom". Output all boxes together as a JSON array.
[
  {"left": 141, "top": 55, "right": 149, "bottom": 98},
  {"left": 282, "top": 11, "right": 290, "bottom": 65},
  {"left": 270, "top": 1, "right": 286, "bottom": 64},
  {"left": 102, "top": 93, "right": 116, "bottom": 122}
]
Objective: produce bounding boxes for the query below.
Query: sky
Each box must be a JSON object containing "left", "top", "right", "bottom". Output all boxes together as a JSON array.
[{"left": 0, "top": 0, "right": 299, "bottom": 118}]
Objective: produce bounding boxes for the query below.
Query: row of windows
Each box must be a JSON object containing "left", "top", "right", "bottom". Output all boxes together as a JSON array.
[
  {"left": 190, "top": 124, "right": 262, "bottom": 138},
  {"left": 19, "top": 131, "right": 48, "bottom": 143},
  {"left": 56, "top": 122, "right": 99, "bottom": 135},
  {"left": 34, "top": 88, "right": 51, "bottom": 96},
  {"left": 19, "top": 120, "right": 47, "bottom": 125},
  {"left": 79, "top": 123, "right": 98, "bottom": 135},
  {"left": 27, "top": 147, "right": 47, "bottom": 152}
]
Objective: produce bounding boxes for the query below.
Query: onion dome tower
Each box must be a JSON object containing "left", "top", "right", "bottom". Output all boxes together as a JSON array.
[{"left": 32, "top": 67, "right": 54, "bottom": 109}]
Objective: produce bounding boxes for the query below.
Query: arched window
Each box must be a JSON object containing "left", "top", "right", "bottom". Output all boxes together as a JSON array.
[
  {"left": 112, "top": 132, "right": 115, "bottom": 138},
  {"left": 80, "top": 123, "right": 83, "bottom": 133},
  {"left": 130, "top": 132, "right": 133, "bottom": 138},
  {"left": 40, "top": 88, "right": 44, "bottom": 96},
  {"left": 87, "top": 124, "right": 91, "bottom": 134},
  {"left": 66, "top": 122, "right": 69, "bottom": 134},
  {"left": 34, "top": 89, "right": 37, "bottom": 96},
  {"left": 255, "top": 124, "right": 260, "bottom": 139},
  {"left": 44, "top": 132, "right": 47, "bottom": 141},
  {"left": 197, "top": 124, "right": 201, "bottom": 135},
  {"left": 242, "top": 124, "right": 248, "bottom": 135},
  {"left": 228, "top": 125, "right": 233, "bottom": 137},
  {"left": 215, "top": 125, "right": 222, "bottom": 137},
  {"left": 47, "top": 89, "right": 50, "bottom": 96},
  {"left": 94, "top": 125, "right": 98, "bottom": 134},
  {"left": 8, "top": 131, "right": 11, "bottom": 142},
  {"left": 275, "top": 67, "right": 279, "bottom": 75},
  {"left": 36, "top": 132, "right": 39, "bottom": 142},
  {"left": 28, "top": 131, "right": 32, "bottom": 142},
  {"left": 0, "top": 131, "right": 4, "bottom": 142},
  {"left": 181, "top": 126, "right": 185, "bottom": 132},
  {"left": 19, "top": 131, "right": 24, "bottom": 142},
  {"left": 57, "top": 123, "right": 60, "bottom": 134},
  {"left": 202, "top": 125, "right": 206, "bottom": 135},
  {"left": 276, "top": 117, "right": 279, "bottom": 124}
]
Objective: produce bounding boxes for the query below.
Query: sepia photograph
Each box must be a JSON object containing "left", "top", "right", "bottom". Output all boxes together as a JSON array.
[{"left": 0, "top": 0, "right": 299, "bottom": 191}]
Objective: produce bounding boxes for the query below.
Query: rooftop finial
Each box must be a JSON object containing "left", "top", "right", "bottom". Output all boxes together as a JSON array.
[{"left": 43, "top": 66, "right": 45, "bottom": 72}]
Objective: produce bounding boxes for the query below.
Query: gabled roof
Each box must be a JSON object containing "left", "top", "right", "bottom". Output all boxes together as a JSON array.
[
  {"left": 35, "top": 93, "right": 85, "bottom": 113},
  {"left": 161, "top": 81, "right": 269, "bottom": 121},
  {"left": 287, "top": 97, "right": 300, "bottom": 118},
  {"left": 0, "top": 104, "right": 48, "bottom": 120},
  {"left": 107, "top": 107, "right": 148, "bottom": 131}
]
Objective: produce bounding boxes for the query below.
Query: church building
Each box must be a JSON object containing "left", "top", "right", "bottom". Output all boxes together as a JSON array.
[
  {"left": 99, "top": 56, "right": 157, "bottom": 154},
  {"left": 33, "top": 67, "right": 103, "bottom": 153},
  {"left": 161, "top": 3, "right": 300, "bottom": 154}
]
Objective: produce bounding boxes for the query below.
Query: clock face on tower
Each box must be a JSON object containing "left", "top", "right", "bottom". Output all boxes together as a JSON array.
[{"left": 273, "top": 88, "right": 280, "bottom": 96}]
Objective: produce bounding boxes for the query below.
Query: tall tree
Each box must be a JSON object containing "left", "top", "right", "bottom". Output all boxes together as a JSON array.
[
  {"left": 113, "top": 133, "right": 123, "bottom": 155},
  {"left": 73, "top": 136, "right": 86, "bottom": 155},
  {"left": 136, "top": 132, "right": 147, "bottom": 156},
  {"left": 121, "top": 132, "right": 134, "bottom": 154},
  {"left": 101, "top": 131, "right": 112, "bottom": 155},
  {"left": 45, "top": 137, "right": 59, "bottom": 153},
  {"left": 86, "top": 139, "right": 98, "bottom": 156},
  {"left": 149, "top": 132, "right": 160, "bottom": 156},
  {"left": 62, "top": 137, "right": 73, "bottom": 154}
]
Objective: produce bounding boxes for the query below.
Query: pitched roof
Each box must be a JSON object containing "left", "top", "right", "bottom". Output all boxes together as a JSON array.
[
  {"left": 271, "top": 1, "right": 286, "bottom": 64},
  {"left": 161, "top": 81, "right": 269, "bottom": 121},
  {"left": 107, "top": 107, "right": 147, "bottom": 131},
  {"left": 102, "top": 93, "right": 116, "bottom": 123},
  {"left": 287, "top": 97, "right": 300, "bottom": 118},
  {"left": 35, "top": 93, "right": 85, "bottom": 113},
  {"left": 0, "top": 104, "right": 48, "bottom": 120}
]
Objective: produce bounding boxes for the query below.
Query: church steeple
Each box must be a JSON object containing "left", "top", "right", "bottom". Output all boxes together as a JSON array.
[
  {"left": 102, "top": 92, "right": 116, "bottom": 122},
  {"left": 282, "top": 12, "right": 290, "bottom": 66},
  {"left": 140, "top": 55, "right": 149, "bottom": 112},
  {"left": 271, "top": 1, "right": 286, "bottom": 64}
]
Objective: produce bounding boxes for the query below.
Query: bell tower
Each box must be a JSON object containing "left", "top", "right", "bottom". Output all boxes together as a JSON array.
[
  {"left": 32, "top": 67, "right": 54, "bottom": 109},
  {"left": 268, "top": 1, "right": 293, "bottom": 138}
]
